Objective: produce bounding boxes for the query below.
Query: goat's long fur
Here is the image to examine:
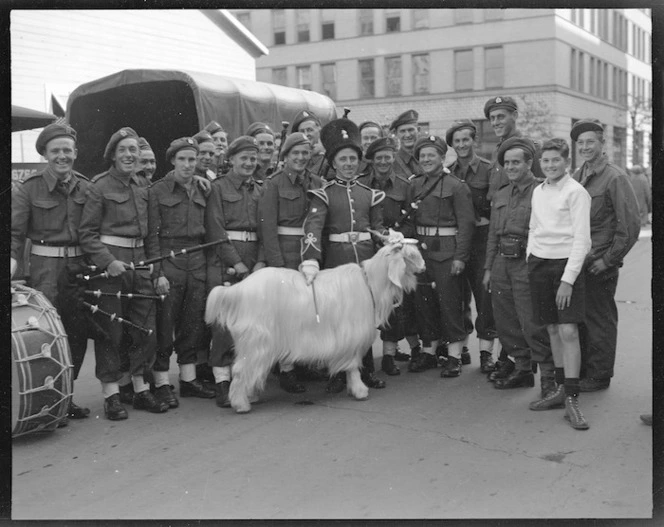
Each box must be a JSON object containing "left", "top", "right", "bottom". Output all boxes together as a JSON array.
[{"left": 205, "top": 242, "right": 425, "bottom": 413}]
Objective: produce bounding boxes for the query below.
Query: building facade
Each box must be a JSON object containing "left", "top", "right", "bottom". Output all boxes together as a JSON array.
[
  {"left": 11, "top": 9, "right": 268, "bottom": 164},
  {"left": 232, "top": 8, "right": 652, "bottom": 169}
]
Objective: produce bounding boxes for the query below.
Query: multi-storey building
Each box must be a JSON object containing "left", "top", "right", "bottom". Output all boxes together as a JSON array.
[{"left": 232, "top": 8, "right": 652, "bottom": 169}]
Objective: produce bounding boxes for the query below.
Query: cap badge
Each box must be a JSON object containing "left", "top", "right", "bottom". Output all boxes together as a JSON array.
[
  {"left": 495, "top": 97, "right": 502, "bottom": 103},
  {"left": 187, "top": 138, "right": 194, "bottom": 144},
  {"left": 429, "top": 135, "right": 436, "bottom": 141},
  {"left": 342, "top": 130, "right": 348, "bottom": 139},
  {"left": 303, "top": 111, "right": 309, "bottom": 117},
  {"left": 120, "top": 130, "right": 127, "bottom": 137}
]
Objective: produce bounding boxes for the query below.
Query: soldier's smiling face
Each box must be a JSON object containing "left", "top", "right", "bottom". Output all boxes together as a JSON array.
[
  {"left": 113, "top": 137, "right": 139, "bottom": 176},
  {"left": 372, "top": 149, "right": 395, "bottom": 176},
  {"left": 44, "top": 137, "right": 77, "bottom": 179},
  {"left": 231, "top": 149, "right": 258, "bottom": 177},
  {"left": 197, "top": 141, "right": 216, "bottom": 171},
  {"left": 490, "top": 109, "right": 517, "bottom": 139},
  {"left": 212, "top": 131, "right": 228, "bottom": 156},
  {"left": 452, "top": 128, "right": 475, "bottom": 160},
  {"left": 255, "top": 133, "right": 275, "bottom": 164},
  {"left": 138, "top": 149, "right": 156, "bottom": 180},
  {"left": 298, "top": 120, "right": 321, "bottom": 144},
  {"left": 172, "top": 148, "right": 197, "bottom": 182},
  {"left": 418, "top": 146, "right": 443, "bottom": 175},
  {"left": 503, "top": 148, "right": 532, "bottom": 183},
  {"left": 332, "top": 148, "right": 359, "bottom": 181},
  {"left": 285, "top": 144, "right": 311, "bottom": 174},
  {"left": 396, "top": 124, "right": 418, "bottom": 150}
]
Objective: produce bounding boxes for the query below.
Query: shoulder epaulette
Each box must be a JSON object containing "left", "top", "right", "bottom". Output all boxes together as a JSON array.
[
  {"left": 394, "top": 173, "right": 411, "bottom": 185},
  {"left": 20, "top": 170, "right": 44, "bottom": 184},
  {"left": 478, "top": 156, "right": 491, "bottom": 165},
  {"left": 91, "top": 172, "right": 109, "bottom": 183},
  {"left": 306, "top": 187, "right": 329, "bottom": 205},
  {"left": 408, "top": 173, "right": 424, "bottom": 181},
  {"left": 72, "top": 170, "right": 90, "bottom": 182}
]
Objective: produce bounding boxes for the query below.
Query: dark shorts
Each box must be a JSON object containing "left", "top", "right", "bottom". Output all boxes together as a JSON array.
[{"left": 528, "top": 255, "right": 586, "bottom": 325}]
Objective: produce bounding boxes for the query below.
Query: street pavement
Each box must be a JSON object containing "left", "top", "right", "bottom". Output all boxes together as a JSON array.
[{"left": 11, "top": 232, "right": 653, "bottom": 520}]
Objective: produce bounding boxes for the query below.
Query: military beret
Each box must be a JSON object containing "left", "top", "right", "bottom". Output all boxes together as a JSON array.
[
  {"left": 359, "top": 121, "right": 383, "bottom": 134},
  {"left": 166, "top": 137, "right": 199, "bottom": 162},
  {"left": 246, "top": 122, "right": 275, "bottom": 138},
  {"left": 413, "top": 135, "right": 448, "bottom": 159},
  {"left": 36, "top": 123, "right": 77, "bottom": 155},
  {"left": 365, "top": 137, "right": 397, "bottom": 160},
  {"left": 390, "top": 109, "right": 419, "bottom": 131},
  {"left": 497, "top": 136, "right": 537, "bottom": 166},
  {"left": 137, "top": 137, "right": 153, "bottom": 152},
  {"left": 570, "top": 118, "right": 604, "bottom": 142},
  {"left": 193, "top": 130, "right": 215, "bottom": 145},
  {"left": 291, "top": 110, "right": 320, "bottom": 133},
  {"left": 483, "top": 96, "right": 518, "bottom": 119},
  {"left": 280, "top": 132, "right": 311, "bottom": 160},
  {"left": 445, "top": 119, "right": 477, "bottom": 146},
  {"left": 103, "top": 127, "right": 139, "bottom": 161},
  {"left": 204, "top": 121, "right": 225, "bottom": 135},
  {"left": 226, "top": 135, "right": 259, "bottom": 158}
]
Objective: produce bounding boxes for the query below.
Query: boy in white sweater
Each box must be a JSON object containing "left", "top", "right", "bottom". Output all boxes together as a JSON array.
[{"left": 526, "top": 138, "right": 592, "bottom": 430}]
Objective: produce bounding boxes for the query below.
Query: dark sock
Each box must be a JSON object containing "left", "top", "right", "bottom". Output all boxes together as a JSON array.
[
  {"left": 564, "top": 378, "right": 580, "bottom": 397},
  {"left": 555, "top": 367, "right": 565, "bottom": 385}
]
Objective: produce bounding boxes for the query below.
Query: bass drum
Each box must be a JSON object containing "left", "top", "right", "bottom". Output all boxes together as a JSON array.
[{"left": 11, "top": 282, "right": 73, "bottom": 438}]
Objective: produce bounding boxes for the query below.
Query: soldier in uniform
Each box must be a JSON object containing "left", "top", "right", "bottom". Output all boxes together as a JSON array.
[
  {"left": 570, "top": 119, "right": 640, "bottom": 392},
  {"left": 445, "top": 119, "right": 497, "bottom": 373},
  {"left": 389, "top": 109, "right": 425, "bottom": 181},
  {"left": 147, "top": 137, "right": 216, "bottom": 409},
  {"left": 193, "top": 130, "right": 218, "bottom": 181},
  {"left": 204, "top": 120, "right": 229, "bottom": 177},
  {"left": 358, "top": 120, "right": 385, "bottom": 175},
  {"left": 406, "top": 136, "right": 475, "bottom": 378},
  {"left": 246, "top": 122, "right": 277, "bottom": 182},
  {"left": 137, "top": 137, "right": 157, "bottom": 182},
  {"left": 291, "top": 109, "right": 328, "bottom": 179},
  {"left": 482, "top": 137, "right": 553, "bottom": 392},
  {"left": 205, "top": 136, "right": 267, "bottom": 408},
  {"left": 300, "top": 118, "right": 387, "bottom": 392},
  {"left": 11, "top": 123, "right": 91, "bottom": 420},
  {"left": 259, "top": 132, "right": 325, "bottom": 392},
  {"left": 78, "top": 127, "right": 168, "bottom": 419},
  {"left": 358, "top": 136, "right": 421, "bottom": 374}
]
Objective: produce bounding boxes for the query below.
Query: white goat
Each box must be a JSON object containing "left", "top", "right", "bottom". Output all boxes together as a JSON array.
[{"left": 205, "top": 234, "right": 425, "bottom": 413}]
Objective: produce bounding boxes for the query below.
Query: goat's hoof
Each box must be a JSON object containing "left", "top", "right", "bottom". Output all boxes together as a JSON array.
[
  {"left": 234, "top": 405, "right": 251, "bottom": 414},
  {"left": 349, "top": 388, "right": 369, "bottom": 400}
]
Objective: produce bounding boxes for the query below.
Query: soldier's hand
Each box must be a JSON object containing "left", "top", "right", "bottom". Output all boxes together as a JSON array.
[
  {"left": 10, "top": 257, "right": 17, "bottom": 278},
  {"left": 154, "top": 276, "right": 170, "bottom": 296},
  {"left": 299, "top": 259, "right": 319, "bottom": 285},
  {"left": 107, "top": 260, "right": 127, "bottom": 277},
  {"left": 451, "top": 260, "right": 465, "bottom": 276},
  {"left": 588, "top": 258, "right": 609, "bottom": 275},
  {"left": 194, "top": 175, "right": 212, "bottom": 196},
  {"left": 233, "top": 262, "right": 250, "bottom": 278},
  {"left": 556, "top": 281, "right": 573, "bottom": 310},
  {"left": 252, "top": 261, "right": 266, "bottom": 273},
  {"left": 482, "top": 270, "right": 491, "bottom": 292}
]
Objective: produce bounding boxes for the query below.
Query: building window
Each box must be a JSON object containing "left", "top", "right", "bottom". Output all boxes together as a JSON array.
[
  {"left": 578, "top": 51, "right": 585, "bottom": 92},
  {"left": 322, "top": 22, "right": 335, "bottom": 40},
  {"left": 412, "top": 53, "right": 430, "bottom": 95},
  {"left": 602, "top": 62, "right": 608, "bottom": 99},
  {"left": 477, "top": 120, "right": 499, "bottom": 159},
  {"left": 590, "top": 9, "right": 597, "bottom": 34},
  {"left": 386, "top": 10, "right": 401, "bottom": 33},
  {"left": 359, "top": 59, "right": 375, "bottom": 98},
  {"left": 412, "top": 9, "right": 429, "bottom": 29},
  {"left": 578, "top": 8, "right": 585, "bottom": 28},
  {"left": 484, "top": 46, "right": 504, "bottom": 89},
  {"left": 570, "top": 49, "right": 577, "bottom": 90},
  {"left": 235, "top": 12, "right": 251, "bottom": 32},
  {"left": 272, "top": 67, "right": 288, "bottom": 86},
  {"left": 455, "top": 9, "right": 473, "bottom": 24},
  {"left": 273, "top": 9, "right": 286, "bottom": 45},
  {"left": 570, "top": 9, "right": 577, "bottom": 25},
  {"left": 589, "top": 57, "right": 596, "bottom": 96},
  {"left": 385, "top": 56, "right": 402, "bottom": 97},
  {"left": 455, "top": 49, "right": 474, "bottom": 91},
  {"left": 296, "top": 10, "right": 310, "bottom": 43},
  {"left": 296, "top": 65, "right": 312, "bottom": 90},
  {"left": 613, "top": 126, "right": 626, "bottom": 168},
  {"left": 599, "top": 10, "right": 609, "bottom": 40},
  {"left": 484, "top": 9, "right": 503, "bottom": 21},
  {"left": 359, "top": 9, "right": 373, "bottom": 35},
  {"left": 321, "top": 63, "right": 337, "bottom": 100}
]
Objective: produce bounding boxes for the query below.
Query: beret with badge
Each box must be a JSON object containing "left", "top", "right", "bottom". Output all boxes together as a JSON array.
[
  {"left": 246, "top": 122, "right": 275, "bottom": 138},
  {"left": 483, "top": 96, "right": 518, "bottom": 119},
  {"left": 226, "top": 135, "right": 259, "bottom": 158},
  {"left": 359, "top": 120, "right": 384, "bottom": 134},
  {"left": 497, "top": 136, "right": 537, "bottom": 166},
  {"left": 204, "top": 120, "right": 225, "bottom": 135},
  {"left": 103, "top": 127, "right": 139, "bottom": 161},
  {"left": 365, "top": 137, "right": 397, "bottom": 161},
  {"left": 291, "top": 110, "right": 320, "bottom": 134},
  {"left": 389, "top": 109, "right": 419, "bottom": 132},
  {"left": 445, "top": 119, "right": 477, "bottom": 146},
  {"left": 193, "top": 130, "right": 215, "bottom": 145},
  {"left": 413, "top": 135, "right": 448, "bottom": 159},
  {"left": 137, "top": 137, "right": 153, "bottom": 152},
  {"left": 280, "top": 132, "right": 311, "bottom": 160},
  {"left": 35, "top": 123, "right": 77, "bottom": 155},
  {"left": 166, "top": 137, "right": 199, "bottom": 162}
]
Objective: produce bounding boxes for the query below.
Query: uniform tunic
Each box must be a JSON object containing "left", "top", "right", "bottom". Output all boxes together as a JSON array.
[
  {"left": 78, "top": 167, "right": 157, "bottom": 383},
  {"left": 205, "top": 170, "right": 265, "bottom": 368},
  {"left": 259, "top": 167, "right": 323, "bottom": 269},
  {"left": 409, "top": 168, "right": 475, "bottom": 344},
  {"left": 392, "top": 148, "right": 424, "bottom": 181},
  {"left": 146, "top": 172, "right": 208, "bottom": 370},
  {"left": 450, "top": 155, "right": 497, "bottom": 342},
  {"left": 12, "top": 166, "right": 90, "bottom": 378},
  {"left": 485, "top": 172, "right": 550, "bottom": 370},
  {"left": 572, "top": 155, "right": 640, "bottom": 380}
]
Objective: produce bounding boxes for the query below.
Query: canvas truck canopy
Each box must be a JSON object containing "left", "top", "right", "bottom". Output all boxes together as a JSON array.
[{"left": 66, "top": 69, "right": 338, "bottom": 179}]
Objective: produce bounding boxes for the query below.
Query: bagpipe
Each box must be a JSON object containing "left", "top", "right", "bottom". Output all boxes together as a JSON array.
[{"left": 57, "top": 239, "right": 227, "bottom": 338}]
